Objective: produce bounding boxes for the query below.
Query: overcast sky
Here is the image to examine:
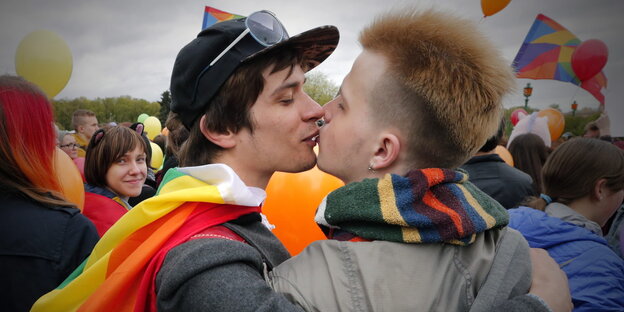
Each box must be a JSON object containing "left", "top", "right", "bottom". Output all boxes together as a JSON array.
[{"left": 1, "top": 0, "right": 622, "bottom": 135}]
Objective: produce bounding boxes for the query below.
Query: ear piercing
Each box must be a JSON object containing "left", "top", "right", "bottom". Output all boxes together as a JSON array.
[{"left": 368, "top": 162, "right": 376, "bottom": 172}]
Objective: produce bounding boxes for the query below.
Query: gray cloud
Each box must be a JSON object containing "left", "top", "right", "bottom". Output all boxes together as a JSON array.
[{"left": 1, "top": 0, "right": 622, "bottom": 134}]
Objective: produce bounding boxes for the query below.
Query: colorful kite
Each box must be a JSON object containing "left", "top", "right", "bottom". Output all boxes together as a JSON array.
[
  {"left": 202, "top": 6, "right": 244, "bottom": 30},
  {"left": 512, "top": 14, "right": 607, "bottom": 104}
]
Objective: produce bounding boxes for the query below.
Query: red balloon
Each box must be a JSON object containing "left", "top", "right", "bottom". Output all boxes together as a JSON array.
[
  {"left": 510, "top": 108, "right": 527, "bottom": 126},
  {"left": 571, "top": 39, "right": 608, "bottom": 81}
]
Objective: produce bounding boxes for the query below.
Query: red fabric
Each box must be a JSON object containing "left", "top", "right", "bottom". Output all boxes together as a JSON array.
[
  {"left": 134, "top": 202, "right": 261, "bottom": 312},
  {"left": 83, "top": 192, "right": 128, "bottom": 237}
]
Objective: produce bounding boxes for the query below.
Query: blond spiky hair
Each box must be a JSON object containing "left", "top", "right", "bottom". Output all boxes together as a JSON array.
[{"left": 360, "top": 9, "right": 515, "bottom": 168}]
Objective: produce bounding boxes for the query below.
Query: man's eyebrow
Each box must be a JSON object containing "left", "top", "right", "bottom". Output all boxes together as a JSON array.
[{"left": 271, "top": 79, "right": 304, "bottom": 97}]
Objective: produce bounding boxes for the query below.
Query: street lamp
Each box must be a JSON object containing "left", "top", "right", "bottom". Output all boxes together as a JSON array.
[
  {"left": 523, "top": 83, "right": 533, "bottom": 109},
  {"left": 571, "top": 100, "right": 578, "bottom": 116}
]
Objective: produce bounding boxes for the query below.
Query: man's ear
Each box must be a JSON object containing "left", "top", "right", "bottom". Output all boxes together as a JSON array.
[
  {"left": 593, "top": 178, "right": 608, "bottom": 201},
  {"left": 370, "top": 131, "right": 400, "bottom": 170},
  {"left": 199, "top": 115, "right": 237, "bottom": 149}
]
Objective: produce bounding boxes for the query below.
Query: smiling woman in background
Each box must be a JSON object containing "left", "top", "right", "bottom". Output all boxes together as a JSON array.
[{"left": 82, "top": 125, "right": 149, "bottom": 236}]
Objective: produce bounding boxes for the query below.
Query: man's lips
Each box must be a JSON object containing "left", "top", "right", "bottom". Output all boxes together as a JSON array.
[{"left": 303, "top": 130, "right": 320, "bottom": 146}]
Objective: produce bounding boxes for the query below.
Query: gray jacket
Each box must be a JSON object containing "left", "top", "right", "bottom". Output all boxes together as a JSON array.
[
  {"left": 155, "top": 214, "right": 304, "bottom": 312},
  {"left": 269, "top": 227, "right": 543, "bottom": 312}
]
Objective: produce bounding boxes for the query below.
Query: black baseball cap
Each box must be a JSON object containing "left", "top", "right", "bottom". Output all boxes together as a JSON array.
[{"left": 170, "top": 16, "right": 339, "bottom": 129}]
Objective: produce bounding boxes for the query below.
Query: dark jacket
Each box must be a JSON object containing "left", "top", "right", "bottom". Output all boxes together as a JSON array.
[
  {"left": 156, "top": 213, "right": 303, "bottom": 312},
  {"left": 461, "top": 154, "right": 535, "bottom": 208},
  {"left": 0, "top": 191, "right": 99, "bottom": 312}
]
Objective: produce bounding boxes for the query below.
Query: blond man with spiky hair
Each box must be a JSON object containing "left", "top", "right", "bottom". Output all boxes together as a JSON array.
[{"left": 268, "top": 9, "right": 572, "bottom": 312}]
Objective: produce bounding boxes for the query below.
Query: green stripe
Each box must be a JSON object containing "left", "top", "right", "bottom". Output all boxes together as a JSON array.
[
  {"left": 155, "top": 168, "right": 186, "bottom": 195},
  {"left": 57, "top": 257, "right": 88, "bottom": 289}
]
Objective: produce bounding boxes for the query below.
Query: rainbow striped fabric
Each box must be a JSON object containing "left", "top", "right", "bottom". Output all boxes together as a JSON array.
[
  {"left": 317, "top": 168, "right": 509, "bottom": 245},
  {"left": 31, "top": 164, "right": 266, "bottom": 311},
  {"left": 202, "top": 6, "right": 244, "bottom": 30}
]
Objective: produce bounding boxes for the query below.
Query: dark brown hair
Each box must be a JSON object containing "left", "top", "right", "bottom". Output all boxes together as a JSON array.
[
  {"left": 164, "top": 112, "right": 189, "bottom": 158},
  {"left": 178, "top": 46, "right": 303, "bottom": 166},
  {"left": 508, "top": 133, "right": 550, "bottom": 194},
  {"left": 85, "top": 126, "right": 148, "bottom": 188},
  {"left": 523, "top": 138, "right": 624, "bottom": 210}
]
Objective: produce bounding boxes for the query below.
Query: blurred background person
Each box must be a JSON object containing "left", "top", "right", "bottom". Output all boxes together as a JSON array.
[
  {"left": 0, "top": 75, "right": 99, "bottom": 311},
  {"left": 70, "top": 109, "right": 99, "bottom": 157},
  {"left": 461, "top": 119, "right": 535, "bottom": 208},
  {"left": 508, "top": 133, "right": 550, "bottom": 195},
  {"left": 154, "top": 112, "right": 189, "bottom": 187},
  {"left": 509, "top": 138, "right": 624, "bottom": 310},
  {"left": 58, "top": 130, "right": 79, "bottom": 160}
]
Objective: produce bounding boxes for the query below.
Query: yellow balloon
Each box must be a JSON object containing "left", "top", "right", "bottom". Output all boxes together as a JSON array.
[
  {"left": 149, "top": 141, "right": 164, "bottom": 170},
  {"left": 143, "top": 116, "right": 162, "bottom": 140},
  {"left": 15, "top": 30, "right": 73, "bottom": 98}
]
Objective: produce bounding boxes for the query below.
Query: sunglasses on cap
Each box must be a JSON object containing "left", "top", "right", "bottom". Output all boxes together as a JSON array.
[{"left": 208, "top": 10, "right": 289, "bottom": 68}]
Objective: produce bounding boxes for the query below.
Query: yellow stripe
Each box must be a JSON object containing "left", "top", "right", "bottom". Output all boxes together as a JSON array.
[
  {"left": 88, "top": 176, "right": 223, "bottom": 265},
  {"left": 378, "top": 175, "right": 408, "bottom": 226},
  {"left": 401, "top": 227, "right": 422, "bottom": 243},
  {"left": 458, "top": 185, "right": 496, "bottom": 228}
]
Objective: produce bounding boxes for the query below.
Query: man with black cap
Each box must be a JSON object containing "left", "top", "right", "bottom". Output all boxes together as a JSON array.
[
  {"left": 153, "top": 11, "right": 339, "bottom": 311},
  {"left": 31, "top": 10, "right": 338, "bottom": 312}
]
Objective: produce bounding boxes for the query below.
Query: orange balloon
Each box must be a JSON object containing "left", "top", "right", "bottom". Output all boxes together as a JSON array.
[
  {"left": 494, "top": 145, "right": 514, "bottom": 166},
  {"left": 481, "top": 0, "right": 511, "bottom": 17},
  {"left": 264, "top": 166, "right": 343, "bottom": 255},
  {"left": 54, "top": 147, "right": 85, "bottom": 210},
  {"left": 537, "top": 108, "right": 565, "bottom": 142}
]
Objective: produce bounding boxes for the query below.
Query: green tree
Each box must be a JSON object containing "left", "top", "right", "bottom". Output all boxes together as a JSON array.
[
  {"left": 158, "top": 90, "right": 171, "bottom": 125},
  {"left": 304, "top": 71, "right": 338, "bottom": 106},
  {"left": 53, "top": 96, "right": 159, "bottom": 130}
]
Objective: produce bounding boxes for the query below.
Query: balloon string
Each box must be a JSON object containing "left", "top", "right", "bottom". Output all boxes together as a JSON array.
[{"left": 570, "top": 85, "right": 580, "bottom": 103}]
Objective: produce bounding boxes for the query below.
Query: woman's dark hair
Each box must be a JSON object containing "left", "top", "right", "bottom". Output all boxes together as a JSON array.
[
  {"left": 508, "top": 133, "right": 550, "bottom": 194},
  {"left": 523, "top": 138, "right": 624, "bottom": 210}
]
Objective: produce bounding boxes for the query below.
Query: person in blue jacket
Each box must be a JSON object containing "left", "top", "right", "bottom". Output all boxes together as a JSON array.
[{"left": 509, "top": 137, "right": 624, "bottom": 311}]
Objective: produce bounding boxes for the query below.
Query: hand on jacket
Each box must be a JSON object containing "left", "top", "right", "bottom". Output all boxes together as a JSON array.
[{"left": 529, "top": 248, "right": 573, "bottom": 312}]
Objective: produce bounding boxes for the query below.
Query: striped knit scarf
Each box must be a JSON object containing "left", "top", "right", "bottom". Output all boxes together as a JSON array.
[
  {"left": 32, "top": 164, "right": 265, "bottom": 312},
  {"left": 316, "top": 168, "right": 509, "bottom": 245}
]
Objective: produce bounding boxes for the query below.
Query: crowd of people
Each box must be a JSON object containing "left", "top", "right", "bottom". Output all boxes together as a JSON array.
[{"left": 1, "top": 6, "right": 623, "bottom": 312}]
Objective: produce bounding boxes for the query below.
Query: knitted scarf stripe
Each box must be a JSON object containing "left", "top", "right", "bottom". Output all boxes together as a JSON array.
[{"left": 325, "top": 168, "right": 508, "bottom": 245}]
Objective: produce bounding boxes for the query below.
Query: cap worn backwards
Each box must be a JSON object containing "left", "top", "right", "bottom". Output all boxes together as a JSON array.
[{"left": 170, "top": 16, "right": 339, "bottom": 129}]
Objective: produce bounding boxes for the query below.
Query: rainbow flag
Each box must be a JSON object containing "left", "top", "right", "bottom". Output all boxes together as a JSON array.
[
  {"left": 512, "top": 14, "right": 607, "bottom": 104},
  {"left": 202, "top": 6, "right": 244, "bottom": 30},
  {"left": 31, "top": 165, "right": 265, "bottom": 311}
]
